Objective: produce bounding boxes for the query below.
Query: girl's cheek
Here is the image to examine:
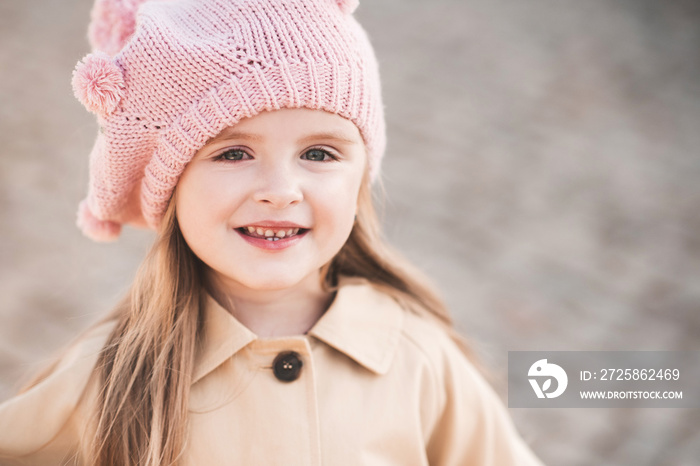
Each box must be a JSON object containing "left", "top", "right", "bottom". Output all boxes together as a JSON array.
[{"left": 188, "top": 166, "right": 244, "bottom": 201}]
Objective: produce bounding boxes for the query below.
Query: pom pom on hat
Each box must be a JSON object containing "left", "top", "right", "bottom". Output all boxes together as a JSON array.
[
  {"left": 335, "top": 0, "right": 359, "bottom": 15},
  {"left": 89, "top": 0, "right": 151, "bottom": 55},
  {"left": 72, "top": 52, "right": 125, "bottom": 115},
  {"left": 77, "top": 200, "right": 122, "bottom": 242}
]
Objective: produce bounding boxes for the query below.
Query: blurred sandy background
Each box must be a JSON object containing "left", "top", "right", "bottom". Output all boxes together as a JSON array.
[{"left": 1, "top": 0, "right": 699, "bottom": 464}]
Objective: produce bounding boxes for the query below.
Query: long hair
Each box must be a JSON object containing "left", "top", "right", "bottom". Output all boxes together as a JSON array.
[
  {"left": 323, "top": 173, "right": 474, "bottom": 358},
  {"left": 89, "top": 199, "right": 203, "bottom": 465},
  {"left": 22, "top": 171, "right": 473, "bottom": 465}
]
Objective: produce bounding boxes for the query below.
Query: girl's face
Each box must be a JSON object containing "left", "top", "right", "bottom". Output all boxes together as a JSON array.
[{"left": 176, "top": 108, "right": 366, "bottom": 295}]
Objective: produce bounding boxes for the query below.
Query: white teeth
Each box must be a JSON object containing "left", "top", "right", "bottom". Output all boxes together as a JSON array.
[
  {"left": 256, "top": 227, "right": 264, "bottom": 235},
  {"left": 264, "top": 229, "right": 274, "bottom": 237},
  {"left": 286, "top": 229, "right": 293, "bottom": 236},
  {"left": 247, "top": 226, "right": 255, "bottom": 234},
  {"left": 293, "top": 228, "right": 299, "bottom": 235},
  {"left": 276, "top": 230, "right": 286, "bottom": 238}
]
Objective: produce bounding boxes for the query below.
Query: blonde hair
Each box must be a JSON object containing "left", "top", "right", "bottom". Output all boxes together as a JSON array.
[
  {"left": 87, "top": 199, "right": 201, "bottom": 465},
  {"left": 324, "top": 174, "right": 473, "bottom": 357},
  {"left": 23, "top": 173, "right": 474, "bottom": 465}
]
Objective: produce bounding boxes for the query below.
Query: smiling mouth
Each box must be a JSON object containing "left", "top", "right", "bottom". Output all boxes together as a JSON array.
[{"left": 236, "top": 226, "right": 308, "bottom": 241}]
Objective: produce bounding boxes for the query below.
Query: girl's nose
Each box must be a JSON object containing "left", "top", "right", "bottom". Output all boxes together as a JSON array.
[{"left": 252, "top": 163, "right": 303, "bottom": 208}]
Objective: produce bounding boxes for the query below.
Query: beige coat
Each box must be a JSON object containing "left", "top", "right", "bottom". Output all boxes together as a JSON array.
[{"left": 0, "top": 279, "right": 543, "bottom": 465}]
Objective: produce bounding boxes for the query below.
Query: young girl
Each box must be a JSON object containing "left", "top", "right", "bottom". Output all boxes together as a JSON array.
[{"left": 0, "top": 0, "right": 543, "bottom": 464}]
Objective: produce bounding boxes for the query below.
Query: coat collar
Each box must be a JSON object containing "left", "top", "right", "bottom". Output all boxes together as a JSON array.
[{"left": 192, "top": 277, "right": 405, "bottom": 384}]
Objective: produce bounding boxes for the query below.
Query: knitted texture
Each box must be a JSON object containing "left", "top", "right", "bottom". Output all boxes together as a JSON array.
[{"left": 73, "top": 0, "right": 385, "bottom": 241}]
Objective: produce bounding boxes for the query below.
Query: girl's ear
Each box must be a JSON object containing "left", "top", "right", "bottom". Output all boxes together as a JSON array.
[{"left": 333, "top": 0, "right": 359, "bottom": 15}]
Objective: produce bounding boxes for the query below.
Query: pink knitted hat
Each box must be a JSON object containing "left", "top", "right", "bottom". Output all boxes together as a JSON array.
[{"left": 72, "top": 0, "right": 385, "bottom": 241}]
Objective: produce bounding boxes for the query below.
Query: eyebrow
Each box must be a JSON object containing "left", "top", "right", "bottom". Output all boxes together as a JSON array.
[
  {"left": 206, "top": 129, "right": 361, "bottom": 146},
  {"left": 205, "top": 130, "right": 263, "bottom": 145},
  {"left": 298, "top": 131, "right": 360, "bottom": 146}
]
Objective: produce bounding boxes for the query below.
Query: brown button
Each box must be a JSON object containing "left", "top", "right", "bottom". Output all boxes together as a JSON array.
[{"left": 273, "top": 351, "right": 303, "bottom": 382}]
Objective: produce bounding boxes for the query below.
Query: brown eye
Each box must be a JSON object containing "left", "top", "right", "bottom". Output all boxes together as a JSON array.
[{"left": 302, "top": 149, "right": 333, "bottom": 161}]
